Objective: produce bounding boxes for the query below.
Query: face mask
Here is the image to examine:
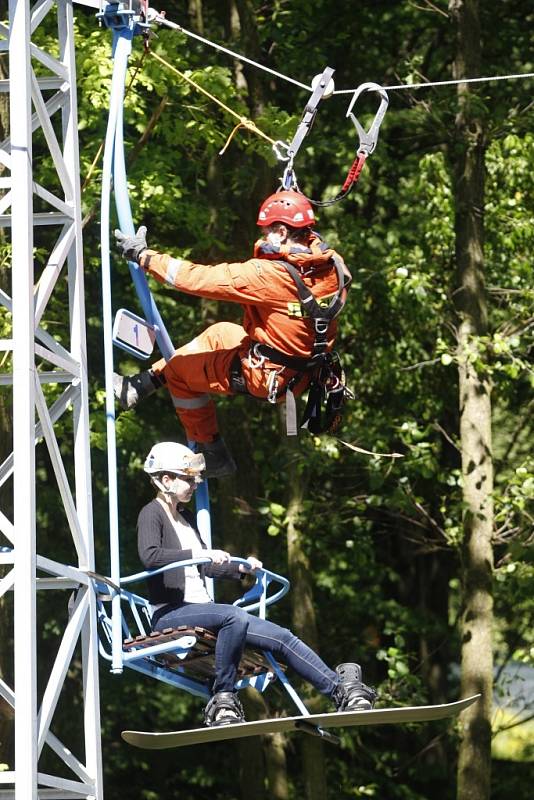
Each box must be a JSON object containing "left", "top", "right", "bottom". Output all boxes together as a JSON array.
[
  {"left": 167, "top": 476, "right": 182, "bottom": 495},
  {"left": 266, "top": 231, "right": 282, "bottom": 249}
]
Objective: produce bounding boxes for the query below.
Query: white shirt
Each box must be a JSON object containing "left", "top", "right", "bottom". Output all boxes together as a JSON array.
[{"left": 151, "top": 500, "right": 212, "bottom": 615}]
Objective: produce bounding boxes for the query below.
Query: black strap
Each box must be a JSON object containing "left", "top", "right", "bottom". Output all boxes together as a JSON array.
[
  {"left": 229, "top": 353, "right": 250, "bottom": 394},
  {"left": 252, "top": 343, "right": 326, "bottom": 372},
  {"left": 247, "top": 256, "right": 349, "bottom": 374},
  {"left": 276, "top": 255, "right": 349, "bottom": 356}
]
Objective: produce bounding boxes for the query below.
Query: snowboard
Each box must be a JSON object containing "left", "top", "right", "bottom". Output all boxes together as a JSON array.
[{"left": 122, "top": 694, "right": 479, "bottom": 750}]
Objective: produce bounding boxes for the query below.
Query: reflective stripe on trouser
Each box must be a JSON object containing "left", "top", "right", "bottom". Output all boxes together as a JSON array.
[
  {"left": 150, "top": 321, "right": 310, "bottom": 441},
  {"left": 151, "top": 322, "right": 248, "bottom": 443}
]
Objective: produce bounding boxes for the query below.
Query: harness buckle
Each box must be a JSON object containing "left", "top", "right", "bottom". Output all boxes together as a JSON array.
[
  {"left": 346, "top": 82, "right": 389, "bottom": 157},
  {"left": 314, "top": 319, "right": 330, "bottom": 336}
]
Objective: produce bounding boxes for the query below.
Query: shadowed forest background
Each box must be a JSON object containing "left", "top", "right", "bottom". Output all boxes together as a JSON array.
[{"left": 0, "top": 1, "right": 533, "bottom": 798}]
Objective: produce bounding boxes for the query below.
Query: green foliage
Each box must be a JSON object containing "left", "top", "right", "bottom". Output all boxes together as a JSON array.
[{"left": 4, "top": 0, "right": 533, "bottom": 797}]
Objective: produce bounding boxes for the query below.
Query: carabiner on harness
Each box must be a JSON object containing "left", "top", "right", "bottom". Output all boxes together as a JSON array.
[
  {"left": 267, "top": 369, "right": 284, "bottom": 404},
  {"left": 309, "top": 82, "right": 388, "bottom": 208}
]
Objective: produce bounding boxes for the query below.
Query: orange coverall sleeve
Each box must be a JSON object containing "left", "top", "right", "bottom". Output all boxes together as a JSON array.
[{"left": 138, "top": 250, "right": 288, "bottom": 305}]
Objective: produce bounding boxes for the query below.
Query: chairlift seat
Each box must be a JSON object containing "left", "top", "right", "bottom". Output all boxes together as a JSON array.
[{"left": 123, "top": 624, "right": 287, "bottom": 682}]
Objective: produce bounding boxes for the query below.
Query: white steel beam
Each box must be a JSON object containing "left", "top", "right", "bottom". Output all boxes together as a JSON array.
[
  {"left": 0, "top": 569, "right": 15, "bottom": 599},
  {"left": 30, "top": 0, "right": 55, "bottom": 33},
  {"left": 59, "top": 0, "right": 103, "bottom": 788},
  {"left": 0, "top": 286, "right": 83, "bottom": 366},
  {"left": 0, "top": 371, "right": 73, "bottom": 385},
  {"left": 0, "top": 77, "right": 66, "bottom": 91},
  {"left": 34, "top": 378, "right": 88, "bottom": 564},
  {"left": 33, "top": 182, "right": 74, "bottom": 217},
  {"left": 10, "top": 1, "right": 38, "bottom": 797},
  {"left": 3, "top": 0, "right": 103, "bottom": 796},
  {"left": 0, "top": 675, "right": 94, "bottom": 785},
  {"left": 0, "top": 192, "right": 11, "bottom": 215},
  {"left": 37, "top": 591, "right": 88, "bottom": 756},
  {"left": 36, "top": 554, "right": 90, "bottom": 585},
  {"left": 37, "top": 773, "right": 95, "bottom": 796},
  {"left": 0, "top": 510, "right": 15, "bottom": 543},
  {"left": 34, "top": 342, "right": 80, "bottom": 375},
  {"left": 34, "top": 224, "right": 76, "bottom": 326},
  {"left": 0, "top": 88, "right": 68, "bottom": 155},
  {"left": 0, "top": 383, "right": 79, "bottom": 487},
  {"left": 30, "top": 70, "right": 73, "bottom": 198},
  {"left": 0, "top": 211, "right": 71, "bottom": 226}
]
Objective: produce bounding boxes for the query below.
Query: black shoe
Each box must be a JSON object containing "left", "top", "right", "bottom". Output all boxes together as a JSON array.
[
  {"left": 204, "top": 691, "right": 245, "bottom": 727},
  {"left": 196, "top": 438, "right": 236, "bottom": 479},
  {"left": 332, "top": 663, "right": 377, "bottom": 712},
  {"left": 113, "top": 370, "right": 163, "bottom": 410}
]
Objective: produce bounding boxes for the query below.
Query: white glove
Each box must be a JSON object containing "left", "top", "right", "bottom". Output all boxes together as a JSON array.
[
  {"left": 239, "top": 556, "right": 263, "bottom": 573},
  {"left": 203, "top": 549, "right": 231, "bottom": 565}
]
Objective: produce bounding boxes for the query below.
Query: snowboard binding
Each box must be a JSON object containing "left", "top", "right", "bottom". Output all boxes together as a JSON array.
[
  {"left": 204, "top": 691, "right": 245, "bottom": 727},
  {"left": 333, "top": 663, "right": 377, "bottom": 712}
]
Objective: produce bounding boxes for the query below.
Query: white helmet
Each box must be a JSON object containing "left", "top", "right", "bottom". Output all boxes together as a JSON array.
[{"left": 144, "top": 442, "right": 205, "bottom": 482}]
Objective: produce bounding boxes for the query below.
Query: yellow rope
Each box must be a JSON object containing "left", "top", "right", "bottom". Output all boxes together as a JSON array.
[{"left": 149, "top": 50, "right": 279, "bottom": 151}]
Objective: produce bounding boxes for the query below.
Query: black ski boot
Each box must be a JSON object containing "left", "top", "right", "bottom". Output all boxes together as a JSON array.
[
  {"left": 113, "top": 369, "right": 165, "bottom": 410},
  {"left": 196, "top": 437, "right": 236, "bottom": 479},
  {"left": 332, "top": 663, "right": 377, "bottom": 712},
  {"left": 203, "top": 691, "right": 245, "bottom": 727}
]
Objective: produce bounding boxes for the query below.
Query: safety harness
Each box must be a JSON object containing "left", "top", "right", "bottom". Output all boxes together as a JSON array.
[{"left": 246, "top": 255, "right": 353, "bottom": 436}]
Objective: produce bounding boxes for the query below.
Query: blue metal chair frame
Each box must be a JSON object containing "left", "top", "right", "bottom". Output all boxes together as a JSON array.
[{"left": 93, "top": 558, "right": 311, "bottom": 714}]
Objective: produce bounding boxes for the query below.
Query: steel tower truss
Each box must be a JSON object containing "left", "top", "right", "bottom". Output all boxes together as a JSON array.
[{"left": 0, "top": 1, "right": 103, "bottom": 797}]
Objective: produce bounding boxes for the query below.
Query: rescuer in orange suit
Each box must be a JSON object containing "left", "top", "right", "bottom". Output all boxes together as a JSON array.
[{"left": 114, "top": 190, "right": 351, "bottom": 478}]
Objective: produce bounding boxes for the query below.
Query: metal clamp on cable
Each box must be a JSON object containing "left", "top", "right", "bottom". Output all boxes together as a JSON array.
[
  {"left": 281, "top": 66, "right": 336, "bottom": 189},
  {"left": 346, "top": 81, "right": 389, "bottom": 157},
  {"left": 96, "top": 1, "right": 150, "bottom": 34}
]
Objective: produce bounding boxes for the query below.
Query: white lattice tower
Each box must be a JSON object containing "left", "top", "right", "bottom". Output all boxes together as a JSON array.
[{"left": 0, "top": 1, "right": 103, "bottom": 797}]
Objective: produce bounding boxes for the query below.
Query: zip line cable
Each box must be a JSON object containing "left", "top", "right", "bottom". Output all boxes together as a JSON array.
[
  {"left": 153, "top": 12, "right": 534, "bottom": 97},
  {"left": 154, "top": 13, "right": 312, "bottom": 92},
  {"left": 335, "top": 71, "right": 534, "bottom": 94}
]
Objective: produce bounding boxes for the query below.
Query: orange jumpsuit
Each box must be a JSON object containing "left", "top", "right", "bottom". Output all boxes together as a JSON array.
[{"left": 138, "top": 241, "right": 347, "bottom": 442}]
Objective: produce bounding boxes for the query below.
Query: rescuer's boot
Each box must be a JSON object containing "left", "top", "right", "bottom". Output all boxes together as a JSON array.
[{"left": 196, "top": 437, "right": 236, "bottom": 479}]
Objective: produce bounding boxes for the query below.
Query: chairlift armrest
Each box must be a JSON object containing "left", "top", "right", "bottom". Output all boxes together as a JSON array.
[
  {"left": 232, "top": 560, "right": 290, "bottom": 614},
  {"left": 119, "top": 557, "right": 289, "bottom": 612},
  {"left": 120, "top": 557, "right": 213, "bottom": 586}
]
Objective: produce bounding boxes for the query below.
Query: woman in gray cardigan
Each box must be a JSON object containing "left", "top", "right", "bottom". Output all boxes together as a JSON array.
[{"left": 138, "top": 442, "right": 376, "bottom": 727}]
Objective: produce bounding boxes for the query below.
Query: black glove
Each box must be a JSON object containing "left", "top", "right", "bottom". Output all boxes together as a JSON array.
[{"left": 114, "top": 225, "right": 148, "bottom": 263}]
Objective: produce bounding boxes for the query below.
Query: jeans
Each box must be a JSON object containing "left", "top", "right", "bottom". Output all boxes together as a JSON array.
[{"left": 152, "top": 602, "right": 338, "bottom": 696}]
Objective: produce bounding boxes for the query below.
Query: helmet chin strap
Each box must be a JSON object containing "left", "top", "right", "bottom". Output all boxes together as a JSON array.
[{"left": 152, "top": 475, "right": 181, "bottom": 496}]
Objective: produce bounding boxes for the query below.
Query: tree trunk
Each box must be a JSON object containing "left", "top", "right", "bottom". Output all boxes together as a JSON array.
[
  {"left": 449, "top": 3, "right": 493, "bottom": 799},
  {"left": 284, "top": 429, "right": 327, "bottom": 800},
  {"left": 187, "top": 0, "right": 204, "bottom": 34}
]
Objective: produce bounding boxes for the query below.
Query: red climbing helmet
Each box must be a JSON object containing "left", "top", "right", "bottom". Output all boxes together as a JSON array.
[{"left": 256, "top": 190, "right": 316, "bottom": 228}]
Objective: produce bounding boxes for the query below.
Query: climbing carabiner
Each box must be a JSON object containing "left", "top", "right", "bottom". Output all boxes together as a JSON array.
[{"left": 346, "top": 82, "right": 389, "bottom": 157}]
